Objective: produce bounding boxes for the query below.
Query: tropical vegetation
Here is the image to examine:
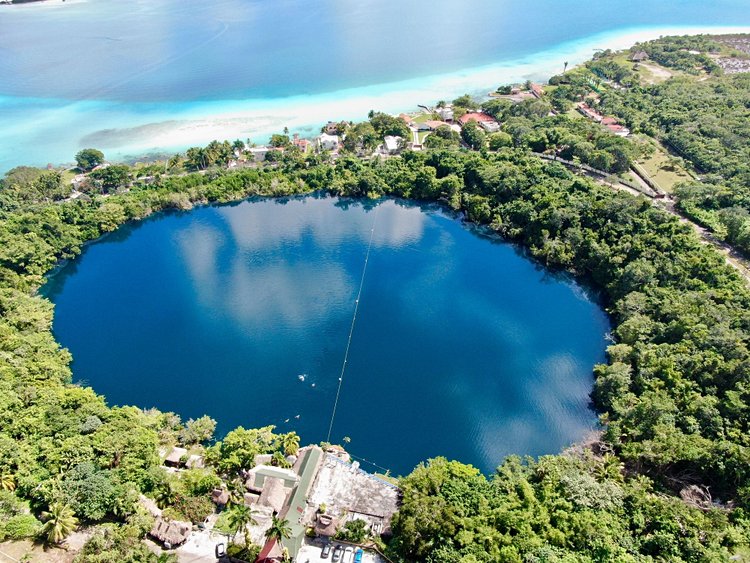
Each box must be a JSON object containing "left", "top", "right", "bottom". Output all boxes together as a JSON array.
[{"left": 0, "top": 33, "right": 749, "bottom": 561}]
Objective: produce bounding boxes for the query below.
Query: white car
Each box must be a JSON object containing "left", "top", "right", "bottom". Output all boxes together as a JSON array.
[{"left": 342, "top": 546, "right": 355, "bottom": 563}]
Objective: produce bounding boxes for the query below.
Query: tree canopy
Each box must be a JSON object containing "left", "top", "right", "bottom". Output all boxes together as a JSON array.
[
  {"left": 0, "top": 34, "right": 749, "bottom": 560},
  {"left": 75, "top": 148, "right": 105, "bottom": 172}
]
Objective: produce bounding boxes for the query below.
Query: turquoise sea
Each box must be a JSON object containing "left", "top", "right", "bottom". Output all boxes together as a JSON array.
[
  {"left": 2, "top": 0, "right": 750, "bottom": 171},
  {"left": 43, "top": 197, "right": 611, "bottom": 475}
]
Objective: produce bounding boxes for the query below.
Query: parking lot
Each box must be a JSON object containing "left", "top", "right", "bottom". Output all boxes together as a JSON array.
[{"left": 295, "top": 539, "right": 384, "bottom": 563}]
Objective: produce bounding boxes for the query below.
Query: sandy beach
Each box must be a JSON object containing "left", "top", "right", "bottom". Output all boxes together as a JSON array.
[{"left": 2, "top": 18, "right": 750, "bottom": 170}]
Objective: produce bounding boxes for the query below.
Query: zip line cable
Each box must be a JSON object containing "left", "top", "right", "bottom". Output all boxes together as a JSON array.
[
  {"left": 348, "top": 452, "right": 393, "bottom": 475},
  {"left": 326, "top": 206, "right": 379, "bottom": 443}
]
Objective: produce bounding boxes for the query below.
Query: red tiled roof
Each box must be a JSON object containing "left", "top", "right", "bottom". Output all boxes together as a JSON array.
[
  {"left": 601, "top": 117, "right": 618, "bottom": 125},
  {"left": 256, "top": 538, "right": 283, "bottom": 563},
  {"left": 458, "top": 112, "right": 497, "bottom": 125},
  {"left": 530, "top": 83, "right": 544, "bottom": 97}
]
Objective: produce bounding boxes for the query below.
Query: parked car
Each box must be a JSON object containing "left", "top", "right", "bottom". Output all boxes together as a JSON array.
[
  {"left": 321, "top": 543, "right": 332, "bottom": 559},
  {"left": 342, "top": 546, "right": 355, "bottom": 563},
  {"left": 332, "top": 545, "right": 343, "bottom": 562},
  {"left": 354, "top": 548, "right": 363, "bottom": 563}
]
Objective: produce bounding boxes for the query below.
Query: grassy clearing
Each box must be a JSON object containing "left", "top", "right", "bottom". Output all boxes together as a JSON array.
[
  {"left": 635, "top": 143, "right": 693, "bottom": 193},
  {"left": 61, "top": 169, "right": 78, "bottom": 184},
  {"left": 608, "top": 53, "right": 680, "bottom": 85},
  {"left": 637, "top": 61, "right": 680, "bottom": 84},
  {"left": 412, "top": 112, "right": 437, "bottom": 124}
]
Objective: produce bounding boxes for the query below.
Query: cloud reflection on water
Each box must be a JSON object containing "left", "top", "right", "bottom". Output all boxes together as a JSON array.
[{"left": 175, "top": 198, "right": 427, "bottom": 332}]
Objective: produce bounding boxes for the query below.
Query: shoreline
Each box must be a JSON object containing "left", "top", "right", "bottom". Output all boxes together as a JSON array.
[
  {"left": 2, "top": 24, "right": 750, "bottom": 172},
  {"left": 0, "top": 0, "right": 87, "bottom": 7}
]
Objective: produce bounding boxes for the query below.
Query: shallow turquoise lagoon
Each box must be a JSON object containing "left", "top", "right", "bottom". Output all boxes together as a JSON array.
[{"left": 2, "top": 0, "right": 750, "bottom": 170}]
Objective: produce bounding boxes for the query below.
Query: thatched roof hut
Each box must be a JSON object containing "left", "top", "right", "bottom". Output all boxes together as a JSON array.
[
  {"left": 164, "top": 447, "right": 188, "bottom": 467},
  {"left": 211, "top": 488, "right": 230, "bottom": 507},
  {"left": 139, "top": 494, "right": 162, "bottom": 518},
  {"left": 314, "top": 513, "right": 338, "bottom": 537},
  {"left": 149, "top": 517, "right": 191, "bottom": 548},
  {"left": 186, "top": 454, "right": 204, "bottom": 469},
  {"left": 630, "top": 50, "right": 649, "bottom": 62}
]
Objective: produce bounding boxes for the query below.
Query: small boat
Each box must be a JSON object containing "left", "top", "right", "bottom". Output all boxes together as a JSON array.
[{"left": 298, "top": 373, "right": 306, "bottom": 382}]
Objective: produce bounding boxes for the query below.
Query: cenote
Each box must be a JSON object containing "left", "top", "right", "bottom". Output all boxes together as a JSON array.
[{"left": 43, "top": 195, "right": 609, "bottom": 475}]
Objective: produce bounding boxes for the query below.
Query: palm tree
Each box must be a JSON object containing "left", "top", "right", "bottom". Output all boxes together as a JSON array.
[
  {"left": 41, "top": 503, "right": 78, "bottom": 544},
  {"left": 227, "top": 503, "right": 257, "bottom": 546},
  {"left": 232, "top": 139, "right": 246, "bottom": 154},
  {"left": 595, "top": 453, "right": 625, "bottom": 483},
  {"left": 271, "top": 451, "right": 290, "bottom": 468},
  {"left": 265, "top": 515, "right": 292, "bottom": 545},
  {"left": 563, "top": 61, "right": 569, "bottom": 73},
  {"left": 0, "top": 473, "right": 15, "bottom": 491},
  {"left": 167, "top": 153, "right": 181, "bottom": 171},
  {"left": 154, "top": 481, "right": 176, "bottom": 509},
  {"left": 227, "top": 477, "right": 246, "bottom": 507},
  {"left": 282, "top": 433, "right": 300, "bottom": 457}
]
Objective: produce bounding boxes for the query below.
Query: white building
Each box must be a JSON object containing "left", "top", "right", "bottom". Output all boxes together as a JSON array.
[
  {"left": 317, "top": 133, "right": 340, "bottom": 152},
  {"left": 479, "top": 121, "right": 501, "bottom": 133},
  {"left": 383, "top": 135, "right": 402, "bottom": 154},
  {"left": 436, "top": 105, "right": 454, "bottom": 121},
  {"left": 247, "top": 147, "right": 270, "bottom": 162}
]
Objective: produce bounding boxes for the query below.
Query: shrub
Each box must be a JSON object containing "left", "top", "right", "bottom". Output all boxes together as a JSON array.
[{"left": 0, "top": 514, "right": 41, "bottom": 540}]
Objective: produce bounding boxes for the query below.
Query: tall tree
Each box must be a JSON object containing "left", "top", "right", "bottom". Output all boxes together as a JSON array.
[
  {"left": 75, "top": 148, "right": 105, "bottom": 171},
  {"left": 281, "top": 433, "right": 300, "bottom": 457},
  {"left": 460, "top": 121, "right": 486, "bottom": 150},
  {"left": 227, "top": 503, "right": 257, "bottom": 546},
  {"left": 264, "top": 515, "right": 291, "bottom": 545}
]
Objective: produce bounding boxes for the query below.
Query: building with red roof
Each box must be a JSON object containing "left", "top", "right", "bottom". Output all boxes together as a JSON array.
[
  {"left": 399, "top": 113, "right": 415, "bottom": 125},
  {"left": 458, "top": 112, "right": 500, "bottom": 132},
  {"left": 255, "top": 538, "right": 284, "bottom": 563},
  {"left": 577, "top": 102, "right": 604, "bottom": 122},
  {"left": 424, "top": 120, "right": 447, "bottom": 130},
  {"left": 530, "top": 82, "right": 545, "bottom": 98},
  {"left": 292, "top": 133, "right": 311, "bottom": 152}
]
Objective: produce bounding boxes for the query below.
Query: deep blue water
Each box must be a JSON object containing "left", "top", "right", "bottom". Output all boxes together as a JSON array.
[
  {"left": 43, "top": 196, "right": 609, "bottom": 475},
  {"left": 1, "top": 0, "right": 750, "bottom": 170}
]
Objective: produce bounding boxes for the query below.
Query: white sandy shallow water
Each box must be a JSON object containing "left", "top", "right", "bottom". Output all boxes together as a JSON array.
[{"left": 2, "top": 24, "right": 750, "bottom": 170}]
